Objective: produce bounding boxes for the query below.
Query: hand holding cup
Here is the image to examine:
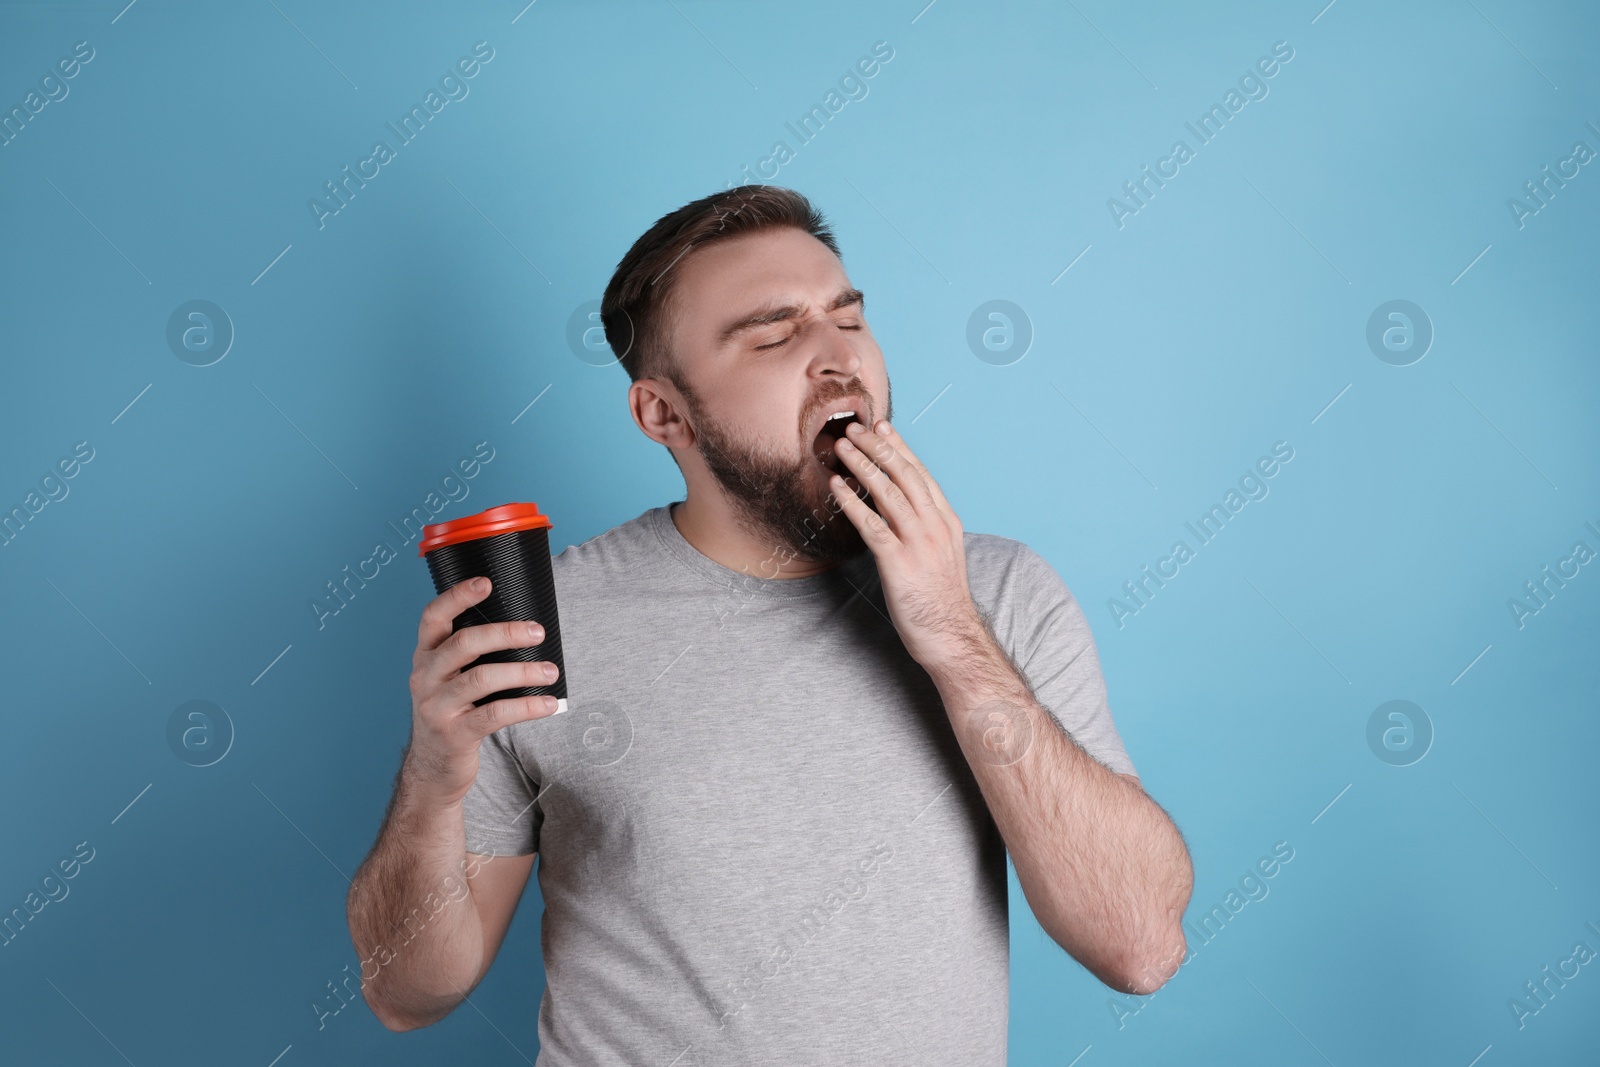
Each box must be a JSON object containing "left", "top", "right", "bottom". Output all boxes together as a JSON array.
[{"left": 404, "top": 577, "right": 562, "bottom": 806}]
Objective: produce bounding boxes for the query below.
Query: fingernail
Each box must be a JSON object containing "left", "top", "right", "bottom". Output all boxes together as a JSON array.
[
  {"left": 527, "top": 622, "right": 543, "bottom": 640},
  {"left": 837, "top": 437, "right": 855, "bottom": 452},
  {"left": 473, "top": 577, "right": 489, "bottom": 592},
  {"left": 876, "top": 420, "right": 892, "bottom": 436},
  {"left": 846, "top": 420, "right": 865, "bottom": 434}
]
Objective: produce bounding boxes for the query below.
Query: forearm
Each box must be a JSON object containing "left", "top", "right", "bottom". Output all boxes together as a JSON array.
[
  {"left": 346, "top": 755, "right": 486, "bottom": 1030},
  {"left": 928, "top": 627, "right": 1193, "bottom": 994}
]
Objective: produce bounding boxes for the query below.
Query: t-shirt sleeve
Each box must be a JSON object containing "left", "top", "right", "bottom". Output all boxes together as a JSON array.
[
  {"left": 461, "top": 725, "right": 542, "bottom": 856},
  {"left": 1003, "top": 544, "right": 1138, "bottom": 780}
]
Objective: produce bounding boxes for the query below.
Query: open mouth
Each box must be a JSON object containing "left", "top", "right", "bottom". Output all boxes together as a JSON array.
[{"left": 812, "top": 409, "right": 862, "bottom": 475}]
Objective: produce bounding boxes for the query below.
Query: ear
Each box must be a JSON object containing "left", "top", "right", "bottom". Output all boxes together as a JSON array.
[{"left": 629, "top": 378, "right": 695, "bottom": 450}]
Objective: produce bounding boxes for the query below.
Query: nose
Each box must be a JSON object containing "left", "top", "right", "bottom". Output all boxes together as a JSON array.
[{"left": 805, "top": 313, "right": 862, "bottom": 380}]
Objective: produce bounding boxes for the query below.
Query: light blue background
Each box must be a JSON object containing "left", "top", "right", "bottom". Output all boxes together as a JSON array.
[{"left": 2, "top": 0, "right": 1597, "bottom": 1063}]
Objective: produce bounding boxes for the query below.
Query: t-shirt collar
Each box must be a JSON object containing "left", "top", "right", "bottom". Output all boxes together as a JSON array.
[{"left": 645, "top": 501, "right": 875, "bottom": 600}]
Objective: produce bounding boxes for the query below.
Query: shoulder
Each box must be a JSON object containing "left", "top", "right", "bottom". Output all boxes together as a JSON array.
[
  {"left": 962, "top": 532, "right": 1085, "bottom": 640},
  {"left": 551, "top": 507, "right": 661, "bottom": 579},
  {"left": 961, "top": 531, "right": 1065, "bottom": 599},
  {"left": 553, "top": 508, "right": 665, "bottom": 591}
]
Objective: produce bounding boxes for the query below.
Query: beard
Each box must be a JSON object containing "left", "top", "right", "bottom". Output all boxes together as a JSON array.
[{"left": 676, "top": 375, "right": 893, "bottom": 569}]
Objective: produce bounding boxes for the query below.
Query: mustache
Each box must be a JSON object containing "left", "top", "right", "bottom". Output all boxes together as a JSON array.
[{"left": 803, "top": 383, "right": 872, "bottom": 434}]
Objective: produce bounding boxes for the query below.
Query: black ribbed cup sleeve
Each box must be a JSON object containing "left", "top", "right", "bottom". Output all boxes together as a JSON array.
[{"left": 423, "top": 526, "right": 566, "bottom": 708}]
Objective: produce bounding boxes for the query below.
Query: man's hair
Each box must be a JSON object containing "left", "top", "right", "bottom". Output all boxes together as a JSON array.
[{"left": 600, "top": 185, "right": 841, "bottom": 388}]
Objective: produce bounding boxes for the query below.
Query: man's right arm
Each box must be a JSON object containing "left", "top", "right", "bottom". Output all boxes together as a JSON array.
[
  {"left": 346, "top": 576, "right": 561, "bottom": 1030},
  {"left": 346, "top": 784, "right": 536, "bottom": 1029}
]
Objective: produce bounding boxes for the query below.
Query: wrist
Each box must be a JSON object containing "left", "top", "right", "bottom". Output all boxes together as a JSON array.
[
  {"left": 923, "top": 617, "right": 1036, "bottom": 715},
  {"left": 397, "top": 750, "right": 470, "bottom": 817},
  {"left": 917, "top": 606, "right": 995, "bottom": 682}
]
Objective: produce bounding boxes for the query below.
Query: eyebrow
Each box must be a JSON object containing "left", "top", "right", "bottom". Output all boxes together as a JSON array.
[{"left": 716, "top": 287, "right": 865, "bottom": 345}]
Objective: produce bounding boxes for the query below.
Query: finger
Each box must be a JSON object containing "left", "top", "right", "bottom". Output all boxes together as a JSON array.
[
  {"left": 467, "top": 692, "right": 564, "bottom": 736},
  {"left": 841, "top": 423, "right": 931, "bottom": 526},
  {"left": 829, "top": 472, "right": 894, "bottom": 545},
  {"left": 431, "top": 619, "right": 548, "bottom": 681},
  {"left": 444, "top": 659, "right": 561, "bottom": 711},
  {"left": 418, "top": 577, "right": 493, "bottom": 657},
  {"left": 861, "top": 420, "right": 948, "bottom": 515},
  {"left": 835, "top": 429, "right": 916, "bottom": 533}
]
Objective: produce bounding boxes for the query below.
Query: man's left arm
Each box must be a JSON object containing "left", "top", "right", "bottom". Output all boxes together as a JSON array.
[
  {"left": 923, "top": 605, "right": 1193, "bottom": 995},
  {"left": 828, "top": 417, "right": 1194, "bottom": 995}
]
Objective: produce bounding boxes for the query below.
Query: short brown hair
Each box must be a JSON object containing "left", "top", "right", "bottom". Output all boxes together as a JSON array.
[{"left": 600, "top": 185, "right": 841, "bottom": 387}]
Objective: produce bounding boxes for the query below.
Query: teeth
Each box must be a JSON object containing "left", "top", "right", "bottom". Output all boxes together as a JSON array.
[{"left": 826, "top": 410, "right": 856, "bottom": 422}]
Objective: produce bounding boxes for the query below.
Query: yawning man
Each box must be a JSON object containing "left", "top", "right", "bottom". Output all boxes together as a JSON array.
[{"left": 347, "top": 184, "right": 1195, "bottom": 1065}]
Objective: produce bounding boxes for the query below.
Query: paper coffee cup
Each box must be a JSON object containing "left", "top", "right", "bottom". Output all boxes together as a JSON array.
[{"left": 418, "top": 502, "right": 567, "bottom": 714}]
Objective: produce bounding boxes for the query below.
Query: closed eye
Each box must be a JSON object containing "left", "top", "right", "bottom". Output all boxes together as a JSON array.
[{"left": 755, "top": 323, "right": 863, "bottom": 350}]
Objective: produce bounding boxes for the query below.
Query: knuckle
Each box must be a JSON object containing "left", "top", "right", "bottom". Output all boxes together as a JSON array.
[
  {"left": 474, "top": 660, "right": 506, "bottom": 689},
  {"left": 425, "top": 593, "right": 456, "bottom": 624},
  {"left": 423, "top": 670, "right": 461, "bottom": 709},
  {"left": 411, "top": 703, "right": 451, "bottom": 748},
  {"left": 410, "top": 655, "right": 440, "bottom": 694},
  {"left": 439, "top": 626, "right": 470, "bottom": 658},
  {"left": 522, "top": 693, "right": 554, "bottom": 716},
  {"left": 449, "top": 663, "right": 490, "bottom": 702},
  {"left": 473, "top": 694, "right": 542, "bottom": 732},
  {"left": 472, "top": 699, "right": 507, "bottom": 733}
]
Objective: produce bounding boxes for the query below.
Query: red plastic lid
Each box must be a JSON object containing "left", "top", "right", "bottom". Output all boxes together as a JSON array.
[{"left": 417, "top": 502, "right": 553, "bottom": 556}]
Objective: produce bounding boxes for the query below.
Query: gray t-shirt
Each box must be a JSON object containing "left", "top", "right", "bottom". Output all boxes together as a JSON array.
[{"left": 463, "top": 502, "right": 1135, "bottom": 1066}]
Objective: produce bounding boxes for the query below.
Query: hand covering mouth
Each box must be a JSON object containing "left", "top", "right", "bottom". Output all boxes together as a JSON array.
[{"left": 812, "top": 409, "right": 863, "bottom": 474}]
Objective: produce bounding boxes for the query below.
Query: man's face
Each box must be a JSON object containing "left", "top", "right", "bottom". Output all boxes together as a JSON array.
[{"left": 660, "top": 226, "right": 893, "bottom": 568}]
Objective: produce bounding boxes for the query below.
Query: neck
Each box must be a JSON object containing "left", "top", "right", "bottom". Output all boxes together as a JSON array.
[{"left": 669, "top": 495, "right": 841, "bottom": 580}]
